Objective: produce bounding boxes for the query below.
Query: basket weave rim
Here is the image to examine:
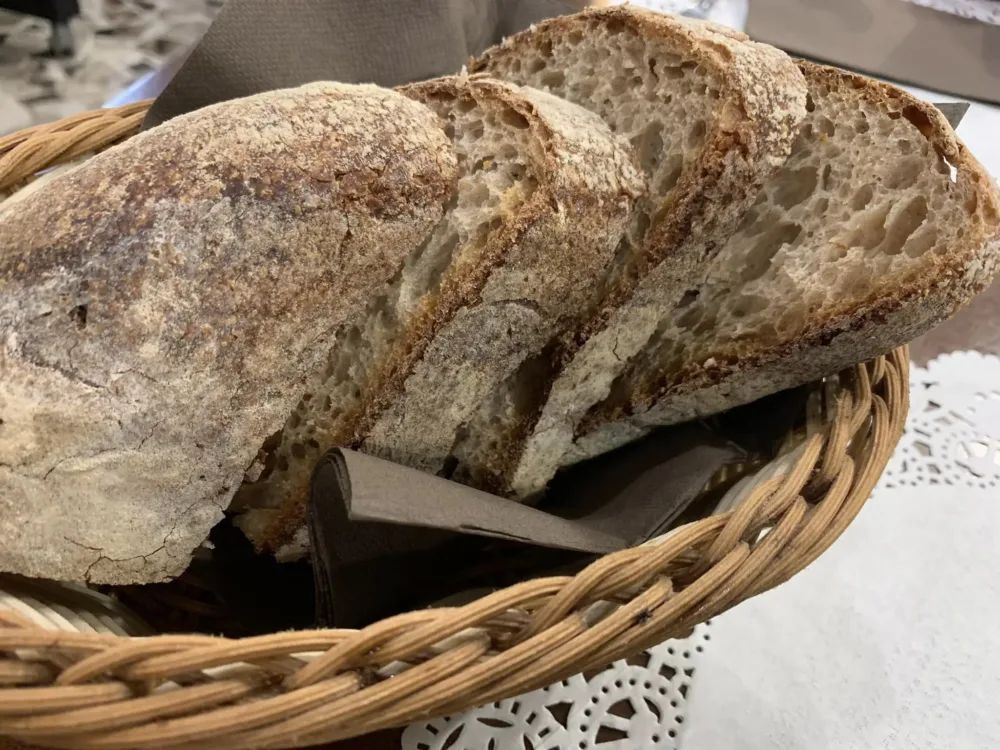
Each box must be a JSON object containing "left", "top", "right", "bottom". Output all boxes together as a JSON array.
[{"left": 0, "top": 104, "right": 910, "bottom": 750}]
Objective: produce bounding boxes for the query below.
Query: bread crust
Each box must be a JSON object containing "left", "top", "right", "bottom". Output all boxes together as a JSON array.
[
  {"left": 575, "top": 62, "right": 1000, "bottom": 459},
  {"left": 0, "top": 83, "right": 458, "bottom": 583},
  {"left": 472, "top": 6, "right": 807, "bottom": 303},
  {"left": 244, "top": 75, "right": 643, "bottom": 555},
  {"left": 364, "top": 78, "right": 643, "bottom": 469},
  {"left": 468, "top": 7, "right": 809, "bottom": 497}
]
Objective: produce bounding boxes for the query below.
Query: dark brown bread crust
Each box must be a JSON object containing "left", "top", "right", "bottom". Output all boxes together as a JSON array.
[{"left": 0, "top": 83, "right": 458, "bottom": 584}]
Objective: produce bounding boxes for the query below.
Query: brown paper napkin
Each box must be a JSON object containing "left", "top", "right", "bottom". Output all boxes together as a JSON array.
[
  {"left": 307, "top": 425, "right": 758, "bottom": 627},
  {"left": 308, "top": 450, "right": 600, "bottom": 627}
]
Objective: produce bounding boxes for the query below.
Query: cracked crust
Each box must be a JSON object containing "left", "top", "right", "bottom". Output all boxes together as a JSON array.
[{"left": 0, "top": 82, "right": 458, "bottom": 584}]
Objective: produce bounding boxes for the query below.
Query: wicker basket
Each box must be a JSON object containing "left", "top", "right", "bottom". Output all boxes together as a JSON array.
[{"left": 0, "top": 104, "right": 909, "bottom": 750}]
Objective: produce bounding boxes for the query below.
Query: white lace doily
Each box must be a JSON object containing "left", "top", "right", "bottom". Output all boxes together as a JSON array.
[
  {"left": 885, "top": 351, "right": 1000, "bottom": 491},
  {"left": 403, "top": 624, "right": 711, "bottom": 750},
  {"left": 680, "top": 351, "right": 1000, "bottom": 749},
  {"left": 403, "top": 352, "right": 1000, "bottom": 749}
]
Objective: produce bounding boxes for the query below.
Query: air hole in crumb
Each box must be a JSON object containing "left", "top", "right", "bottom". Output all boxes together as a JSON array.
[
  {"left": 850, "top": 184, "right": 874, "bottom": 210},
  {"left": 731, "top": 295, "right": 770, "bottom": 318},
  {"left": 676, "top": 304, "right": 703, "bottom": 331},
  {"left": 882, "top": 195, "right": 928, "bottom": 255},
  {"left": 677, "top": 289, "right": 700, "bottom": 308},
  {"left": 805, "top": 93, "right": 815, "bottom": 112},
  {"left": 634, "top": 211, "right": 651, "bottom": 241},
  {"left": 440, "top": 455, "right": 459, "bottom": 480},
  {"left": 501, "top": 109, "right": 530, "bottom": 130},
  {"left": 885, "top": 157, "right": 922, "bottom": 190},
  {"left": 657, "top": 153, "right": 684, "bottom": 194},
  {"left": 541, "top": 70, "right": 565, "bottom": 89},
  {"left": 741, "top": 223, "right": 802, "bottom": 282},
  {"left": 904, "top": 227, "right": 938, "bottom": 258},
  {"left": 632, "top": 122, "right": 663, "bottom": 173},
  {"left": 821, "top": 163, "right": 833, "bottom": 190},
  {"left": 290, "top": 443, "right": 307, "bottom": 459},
  {"left": 965, "top": 189, "right": 978, "bottom": 213},
  {"left": 772, "top": 165, "right": 817, "bottom": 209},
  {"left": 847, "top": 202, "right": 891, "bottom": 250},
  {"left": 687, "top": 119, "right": 706, "bottom": 148},
  {"left": 69, "top": 305, "right": 87, "bottom": 329},
  {"left": 901, "top": 104, "right": 935, "bottom": 139}
]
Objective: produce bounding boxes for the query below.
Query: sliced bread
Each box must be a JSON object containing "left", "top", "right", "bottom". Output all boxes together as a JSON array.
[
  {"left": 450, "top": 6, "right": 807, "bottom": 494},
  {"left": 234, "top": 75, "right": 643, "bottom": 557},
  {"left": 525, "top": 61, "right": 1000, "bottom": 491}
]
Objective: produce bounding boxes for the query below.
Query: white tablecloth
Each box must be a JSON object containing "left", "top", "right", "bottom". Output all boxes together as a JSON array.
[{"left": 684, "top": 352, "right": 1000, "bottom": 749}]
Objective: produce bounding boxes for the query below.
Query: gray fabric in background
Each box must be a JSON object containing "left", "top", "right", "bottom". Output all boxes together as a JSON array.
[{"left": 144, "top": 0, "right": 585, "bottom": 128}]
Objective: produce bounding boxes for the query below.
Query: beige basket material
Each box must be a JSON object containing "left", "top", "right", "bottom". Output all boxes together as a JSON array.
[
  {"left": 0, "top": 101, "right": 149, "bottom": 199},
  {"left": 0, "top": 577, "right": 152, "bottom": 640},
  {"left": 0, "top": 103, "right": 910, "bottom": 750}
]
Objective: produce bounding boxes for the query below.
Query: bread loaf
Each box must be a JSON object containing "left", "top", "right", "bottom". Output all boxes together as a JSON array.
[
  {"left": 576, "top": 62, "right": 1000, "bottom": 447},
  {"left": 455, "top": 6, "right": 808, "bottom": 494},
  {"left": 233, "top": 75, "right": 643, "bottom": 558},
  {"left": 510, "top": 62, "right": 1000, "bottom": 495},
  {"left": 0, "top": 83, "right": 458, "bottom": 584}
]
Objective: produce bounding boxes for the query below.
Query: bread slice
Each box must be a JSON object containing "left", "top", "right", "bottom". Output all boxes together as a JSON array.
[
  {"left": 521, "top": 61, "right": 1000, "bottom": 492},
  {"left": 0, "top": 83, "right": 458, "bottom": 584},
  {"left": 234, "top": 75, "right": 643, "bottom": 557},
  {"left": 448, "top": 6, "right": 807, "bottom": 494}
]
